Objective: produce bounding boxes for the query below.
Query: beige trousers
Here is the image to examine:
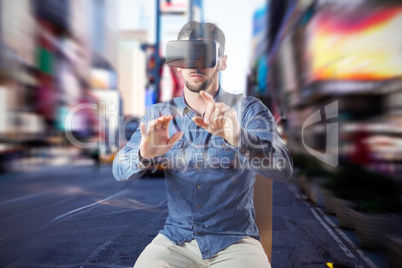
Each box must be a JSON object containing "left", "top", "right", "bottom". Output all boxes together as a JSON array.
[{"left": 134, "top": 234, "right": 271, "bottom": 268}]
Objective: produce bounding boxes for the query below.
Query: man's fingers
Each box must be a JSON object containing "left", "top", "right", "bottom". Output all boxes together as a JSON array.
[
  {"left": 192, "top": 116, "right": 208, "bottom": 129},
  {"left": 149, "top": 115, "right": 168, "bottom": 130},
  {"left": 148, "top": 118, "right": 158, "bottom": 129},
  {"left": 204, "top": 102, "right": 225, "bottom": 124},
  {"left": 213, "top": 106, "right": 231, "bottom": 124},
  {"left": 161, "top": 115, "right": 172, "bottom": 130},
  {"left": 155, "top": 116, "right": 166, "bottom": 127},
  {"left": 168, "top": 131, "right": 184, "bottom": 146},
  {"left": 210, "top": 107, "right": 222, "bottom": 127},
  {"left": 200, "top": 90, "right": 214, "bottom": 103},
  {"left": 140, "top": 123, "right": 147, "bottom": 138},
  {"left": 203, "top": 103, "right": 214, "bottom": 124}
]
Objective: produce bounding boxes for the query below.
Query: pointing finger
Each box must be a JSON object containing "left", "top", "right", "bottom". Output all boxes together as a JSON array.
[
  {"left": 203, "top": 103, "right": 214, "bottom": 124},
  {"left": 200, "top": 90, "right": 215, "bottom": 103}
]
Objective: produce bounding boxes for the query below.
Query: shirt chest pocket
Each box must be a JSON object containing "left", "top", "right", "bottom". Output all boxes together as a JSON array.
[
  {"left": 165, "top": 138, "right": 192, "bottom": 170},
  {"left": 206, "top": 137, "right": 236, "bottom": 169},
  {"left": 171, "top": 138, "right": 184, "bottom": 150}
]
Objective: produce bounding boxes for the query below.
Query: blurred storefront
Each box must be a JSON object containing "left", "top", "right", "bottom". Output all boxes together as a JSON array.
[
  {"left": 247, "top": 2, "right": 271, "bottom": 110},
  {"left": 0, "top": 0, "right": 118, "bottom": 172},
  {"left": 265, "top": 3, "right": 402, "bottom": 264},
  {"left": 265, "top": 0, "right": 402, "bottom": 179}
]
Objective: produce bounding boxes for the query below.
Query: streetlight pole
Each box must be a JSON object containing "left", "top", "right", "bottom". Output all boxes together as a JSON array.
[
  {"left": 189, "top": 0, "right": 194, "bottom": 22},
  {"left": 189, "top": 0, "right": 204, "bottom": 23}
]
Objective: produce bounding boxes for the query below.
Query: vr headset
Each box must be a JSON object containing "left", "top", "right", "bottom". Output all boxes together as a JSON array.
[{"left": 166, "top": 40, "right": 222, "bottom": 69}]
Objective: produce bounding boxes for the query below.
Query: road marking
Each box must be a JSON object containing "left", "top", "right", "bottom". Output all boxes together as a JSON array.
[
  {"left": 315, "top": 207, "right": 378, "bottom": 268},
  {"left": 286, "top": 184, "right": 311, "bottom": 207},
  {"left": 0, "top": 192, "right": 48, "bottom": 205},
  {"left": 63, "top": 197, "right": 169, "bottom": 222},
  {"left": 0, "top": 196, "right": 76, "bottom": 224},
  {"left": 310, "top": 208, "right": 364, "bottom": 268},
  {"left": 286, "top": 183, "right": 376, "bottom": 268},
  {"left": 49, "top": 189, "right": 129, "bottom": 223}
]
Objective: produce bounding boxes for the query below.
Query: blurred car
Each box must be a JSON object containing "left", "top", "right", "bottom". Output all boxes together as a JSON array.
[
  {"left": 92, "top": 143, "right": 116, "bottom": 165},
  {"left": 100, "top": 150, "right": 116, "bottom": 164}
]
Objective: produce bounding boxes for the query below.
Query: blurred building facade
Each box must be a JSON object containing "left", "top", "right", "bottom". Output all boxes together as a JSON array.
[
  {"left": 263, "top": 3, "right": 402, "bottom": 264},
  {"left": 118, "top": 30, "right": 148, "bottom": 117},
  {"left": 88, "top": 0, "right": 119, "bottom": 152},
  {"left": 247, "top": 1, "right": 270, "bottom": 110},
  {"left": 255, "top": 0, "right": 402, "bottom": 179},
  {"left": 0, "top": 0, "right": 119, "bottom": 172}
]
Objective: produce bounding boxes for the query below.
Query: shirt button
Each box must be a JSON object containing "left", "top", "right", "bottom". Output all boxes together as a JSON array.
[
  {"left": 195, "top": 166, "right": 200, "bottom": 170},
  {"left": 222, "top": 143, "right": 226, "bottom": 148},
  {"left": 194, "top": 223, "right": 199, "bottom": 226},
  {"left": 196, "top": 185, "right": 202, "bottom": 189},
  {"left": 194, "top": 232, "right": 199, "bottom": 235},
  {"left": 195, "top": 145, "right": 200, "bottom": 149},
  {"left": 197, "top": 205, "right": 201, "bottom": 209}
]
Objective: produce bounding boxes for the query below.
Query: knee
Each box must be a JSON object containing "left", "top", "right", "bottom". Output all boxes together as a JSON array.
[{"left": 134, "top": 258, "right": 171, "bottom": 268}]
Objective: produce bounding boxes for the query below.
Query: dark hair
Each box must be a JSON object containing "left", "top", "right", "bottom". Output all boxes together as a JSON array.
[{"left": 177, "top": 21, "right": 225, "bottom": 55}]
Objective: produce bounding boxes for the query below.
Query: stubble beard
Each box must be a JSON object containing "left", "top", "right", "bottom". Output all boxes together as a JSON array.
[
  {"left": 184, "top": 66, "right": 220, "bottom": 93},
  {"left": 184, "top": 79, "right": 212, "bottom": 93}
]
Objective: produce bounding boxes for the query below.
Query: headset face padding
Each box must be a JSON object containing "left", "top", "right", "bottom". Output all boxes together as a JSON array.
[{"left": 166, "top": 40, "right": 220, "bottom": 69}]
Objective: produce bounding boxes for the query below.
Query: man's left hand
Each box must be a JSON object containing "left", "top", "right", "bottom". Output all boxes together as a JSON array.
[{"left": 192, "top": 90, "right": 240, "bottom": 147}]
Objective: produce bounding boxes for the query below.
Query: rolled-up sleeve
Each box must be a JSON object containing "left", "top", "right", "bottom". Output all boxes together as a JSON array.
[
  {"left": 226, "top": 97, "right": 293, "bottom": 182},
  {"left": 113, "top": 111, "right": 153, "bottom": 181}
]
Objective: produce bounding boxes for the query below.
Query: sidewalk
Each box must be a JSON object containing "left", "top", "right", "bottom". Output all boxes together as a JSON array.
[{"left": 272, "top": 180, "right": 386, "bottom": 268}]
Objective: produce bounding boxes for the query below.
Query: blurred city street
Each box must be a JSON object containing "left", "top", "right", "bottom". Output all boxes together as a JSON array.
[
  {"left": 0, "top": 163, "right": 385, "bottom": 267},
  {"left": 0, "top": 0, "right": 401, "bottom": 267},
  {"left": 0, "top": 163, "right": 168, "bottom": 267}
]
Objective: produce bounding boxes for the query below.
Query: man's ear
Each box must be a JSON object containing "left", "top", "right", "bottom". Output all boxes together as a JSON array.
[{"left": 218, "top": 55, "right": 227, "bottom": 71}]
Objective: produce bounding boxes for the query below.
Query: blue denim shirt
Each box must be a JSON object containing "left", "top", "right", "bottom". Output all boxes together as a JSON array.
[{"left": 113, "top": 87, "right": 293, "bottom": 259}]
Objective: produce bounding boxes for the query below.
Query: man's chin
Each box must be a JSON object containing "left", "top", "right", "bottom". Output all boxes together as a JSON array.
[
  {"left": 185, "top": 81, "right": 207, "bottom": 92},
  {"left": 187, "top": 87, "right": 203, "bottom": 93}
]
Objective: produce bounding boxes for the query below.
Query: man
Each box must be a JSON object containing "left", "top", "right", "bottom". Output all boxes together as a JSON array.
[{"left": 113, "top": 21, "right": 293, "bottom": 268}]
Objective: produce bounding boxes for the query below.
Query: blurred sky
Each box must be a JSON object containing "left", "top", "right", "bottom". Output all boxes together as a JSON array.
[{"left": 117, "top": 0, "right": 266, "bottom": 95}]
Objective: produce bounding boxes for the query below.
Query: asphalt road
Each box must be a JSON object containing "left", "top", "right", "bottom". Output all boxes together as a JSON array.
[{"left": 0, "top": 164, "right": 380, "bottom": 267}]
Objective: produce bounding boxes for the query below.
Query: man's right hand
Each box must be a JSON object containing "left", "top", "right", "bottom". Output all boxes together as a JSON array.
[{"left": 139, "top": 115, "right": 183, "bottom": 159}]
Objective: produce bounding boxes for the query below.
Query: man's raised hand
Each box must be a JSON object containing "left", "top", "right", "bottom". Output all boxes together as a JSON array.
[
  {"left": 192, "top": 90, "right": 240, "bottom": 146},
  {"left": 139, "top": 115, "right": 183, "bottom": 159}
]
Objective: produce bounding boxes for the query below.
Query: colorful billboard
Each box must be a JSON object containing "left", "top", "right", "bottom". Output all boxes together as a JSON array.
[
  {"left": 305, "top": 6, "right": 402, "bottom": 82},
  {"left": 251, "top": 3, "right": 268, "bottom": 64}
]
